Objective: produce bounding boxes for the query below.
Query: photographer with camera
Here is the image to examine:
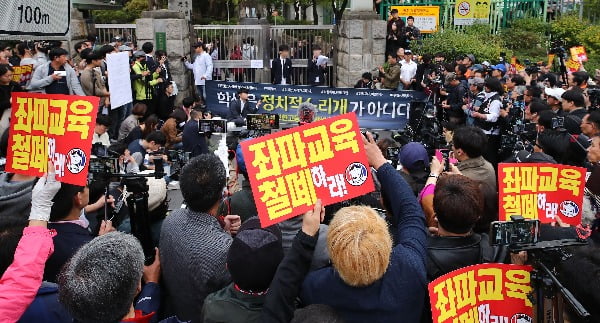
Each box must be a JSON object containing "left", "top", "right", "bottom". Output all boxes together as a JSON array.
[
  {"left": 92, "top": 115, "right": 112, "bottom": 147},
  {"left": 441, "top": 72, "right": 468, "bottom": 125},
  {"left": 161, "top": 108, "right": 187, "bottom": 150},
  {"left": 534, "top": 110, "right": 571, "bottom": 164},
  {"left": 378, "top": 53, "right": 401, "bottom": 90},
  {"left": 472, "top": 78, "right": 504, "bottom": 167},
  {"left": 401, "top": 16, "right": 421, "bottom": 49},
  {"left": 183, "top": 108, "right": 210, "bottom": 158},
  {"left": 544, "top": 87, "right": 566, "bottom": 115},
  {"left": 463, "top": 77, "right": 486, "bottom": 125},
  {"left": 127, "top": 131, "right": 167, "bottom": 171}
]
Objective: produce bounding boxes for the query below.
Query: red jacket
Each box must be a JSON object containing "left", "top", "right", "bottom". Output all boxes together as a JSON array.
[{"left": 0, "top": 226, "right": 56, "bottom": 322}]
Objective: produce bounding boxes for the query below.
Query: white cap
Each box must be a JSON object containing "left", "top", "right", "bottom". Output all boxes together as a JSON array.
[{"left": 544, "top": 87, "right": 565, "bottom": 101}]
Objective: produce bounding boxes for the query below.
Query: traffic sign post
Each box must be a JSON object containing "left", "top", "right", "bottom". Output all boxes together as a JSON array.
[{"left": 0, "top": 0, "right": 70, "bottom": 36}]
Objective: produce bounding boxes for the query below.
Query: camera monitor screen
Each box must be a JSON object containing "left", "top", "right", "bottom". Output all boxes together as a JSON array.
[
  {"left": 198, "top": 119, "right": 227, "bottom": 134},
  {"left": 247, "top": 114, "right": 280, "bottom": 131}
]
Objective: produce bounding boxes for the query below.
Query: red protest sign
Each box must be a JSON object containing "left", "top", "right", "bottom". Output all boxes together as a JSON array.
[
  {"left": 570, "top": 46, "right": 588, "bottom": 62},
  {"left": 241, "top": 112, "right": 374, "bottom": 227},
  {"left": 11, "top": 65, "right": 33, "bottom": 87},
  {"left": 6, "top": 92, "right": 99, "bottom": 186},
  {"left": 429, "top": 264, "right": 533, "bottom": 323},
  {"left": 498, "top": 163, "right": 586, "bottom": 225}
]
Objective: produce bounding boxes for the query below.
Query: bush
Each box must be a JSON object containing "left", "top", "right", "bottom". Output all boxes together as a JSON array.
[
  {"left": 502, "top": 18, "right": 550, "bottom": 58},
  {"left": 550, "top": 13, "right": 588, "bottom": 48},
  {"left": 92, "top": 0, "right": 148, "bottom": 23},
  {"left": 419, "top": 28, "right": 508, "bottom": 63}
]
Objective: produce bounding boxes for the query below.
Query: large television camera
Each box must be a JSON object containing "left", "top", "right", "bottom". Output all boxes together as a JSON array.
[
  {"left": 491, "top": 215, "right": 591, "bottom": 322},
  {"left": 500, "top": 122, "right": 537, "bottom": 154}
]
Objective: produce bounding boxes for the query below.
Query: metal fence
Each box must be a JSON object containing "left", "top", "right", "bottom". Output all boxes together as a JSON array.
[
  {"left": 94, "top": 24, "right": 137, "bottom": 45},
  {"left": 193, "top": 24, "right": 335, "bottom": 85},
  {"left": 379, "top": 0, "right": 548, "bottom": 33},
  {"left": 93, "top": 24, "right": 335, "bottom": 85}
]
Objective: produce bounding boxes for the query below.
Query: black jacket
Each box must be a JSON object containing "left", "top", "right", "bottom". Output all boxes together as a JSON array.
[
  {"left": 261, "top": 230, "right": 318, "bottom": 323},
  {"left": 426, "top": 233, "right": 505, "bottom": 281},
  {"left": 307, "top": 58, "right": 326, "bottom": 86},
  {"left": 446, "top": 83, "right": 468, "bottom": 118},
  {"left": 182, "top": 119, "right": 208, "bottom": 158},
  {"left": 271, "top": 57, "right": 293, "bottom": 85},
  {"left": 228, "top": 99, "right": 259, "bottom": 126}
]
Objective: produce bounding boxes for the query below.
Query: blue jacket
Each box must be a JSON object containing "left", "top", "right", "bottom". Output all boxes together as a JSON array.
[
  {"left": 19, "top": 282, "right": 71, "bottom": 322},
  {"left": 300, "top": 163, "right": 428, "bottom": 323}
]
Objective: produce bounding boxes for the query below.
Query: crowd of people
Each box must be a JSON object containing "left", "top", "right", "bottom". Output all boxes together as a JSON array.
[{"left": 0, "top": 27, "right": 599, "bottom": 323}]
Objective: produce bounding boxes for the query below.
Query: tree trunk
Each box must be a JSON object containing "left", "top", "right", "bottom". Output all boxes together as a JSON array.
[
  {"left": 301, "top": 5, "right": 308, "bottom": 20},
  {"left": 294, "top": 1, "right": 301, "bottom": 20},
  {"left": 332, "top": 0, "right": 349, "bottom": 25},
  {"left": 312, "top": 0, "right": 318, "bottom": 25}
]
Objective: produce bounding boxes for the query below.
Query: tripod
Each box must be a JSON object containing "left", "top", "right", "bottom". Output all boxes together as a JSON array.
[
  {"left": 511, "top": 240, "right": 591, "bottom": 323},
  {"left": 124, "top": 177, "right": 156, "bottom": 266}
]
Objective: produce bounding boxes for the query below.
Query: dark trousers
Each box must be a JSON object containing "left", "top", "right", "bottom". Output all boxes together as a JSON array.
[{"left": 483, "top": 134, "right": 501, "bottom": 171}]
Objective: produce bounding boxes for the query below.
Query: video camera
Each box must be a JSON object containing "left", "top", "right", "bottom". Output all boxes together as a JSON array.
[
  {"left": 490, "top": 215, "right": 540, "bottom": 246},
  {"left": 524, "top": 59, "right": 541, "bottom": 75},
  {"left": 500, "top": 122, "right": 536, "bottom": 154},
  {"left": 35, "top": 40, "right": 60, "bottom": 53},
  {"left": 246, "top": 114, "right": 279, "bottom": 131},
  {"left": 549, "top": 39, "right": 567, "bottom": 58}
]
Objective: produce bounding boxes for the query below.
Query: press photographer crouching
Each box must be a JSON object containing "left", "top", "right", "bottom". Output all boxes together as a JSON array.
[{"left": 128, "top": 131, "right": 167, "bottom": 171}]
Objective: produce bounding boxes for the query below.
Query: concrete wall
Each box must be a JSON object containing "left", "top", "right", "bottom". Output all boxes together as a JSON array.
[{"left": 336, "top": 11, "right": 386, "bottom": 88}]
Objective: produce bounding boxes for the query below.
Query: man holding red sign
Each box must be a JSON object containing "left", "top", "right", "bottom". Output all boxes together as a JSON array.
[
  {"left": 298, "top": 132, "right": 428, "bottom": 323},
  {"left": 240, "top": 112, "right": 375, "bottom": 227},
  {"left": 5, "top": 92, "right": 99, "bottom": 186}
]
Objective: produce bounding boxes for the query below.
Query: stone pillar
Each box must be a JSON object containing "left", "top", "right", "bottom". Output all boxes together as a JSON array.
[
  {"left": 336, "top": 10, "right": 386, "bottom": 88},
  {"left": 136, "top": 10, "right": 192, "bottom": 105}
]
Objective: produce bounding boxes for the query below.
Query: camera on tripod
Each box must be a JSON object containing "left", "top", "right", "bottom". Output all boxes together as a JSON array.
[
  {"left": 549, "top": 39, "right": 567, "bottom": 58},
  {"left": 490, "top": 215, "right": 540, "bottom": 246},
  {"left": 523, "top": 59, "right": 541, "bottom": 75}
]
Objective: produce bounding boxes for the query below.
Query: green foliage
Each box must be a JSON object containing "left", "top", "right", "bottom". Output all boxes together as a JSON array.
[
  {"left": 421, "top": 14, "right": 599, "bottom": 71},
  {"left": 501, "top": 18, "right": 549, "bottom": 58},
  {"left": 92, "top": 0, "right": 148, "bottom": 23},
  {"left": 419, "top": 28, "right": 508, "bottom": 63},
  {"left": 578, "top": 24, "right": 600, "bottom": 56},
  {"left": 550, "top": 13, "right": 587, "bottom": 48}
]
